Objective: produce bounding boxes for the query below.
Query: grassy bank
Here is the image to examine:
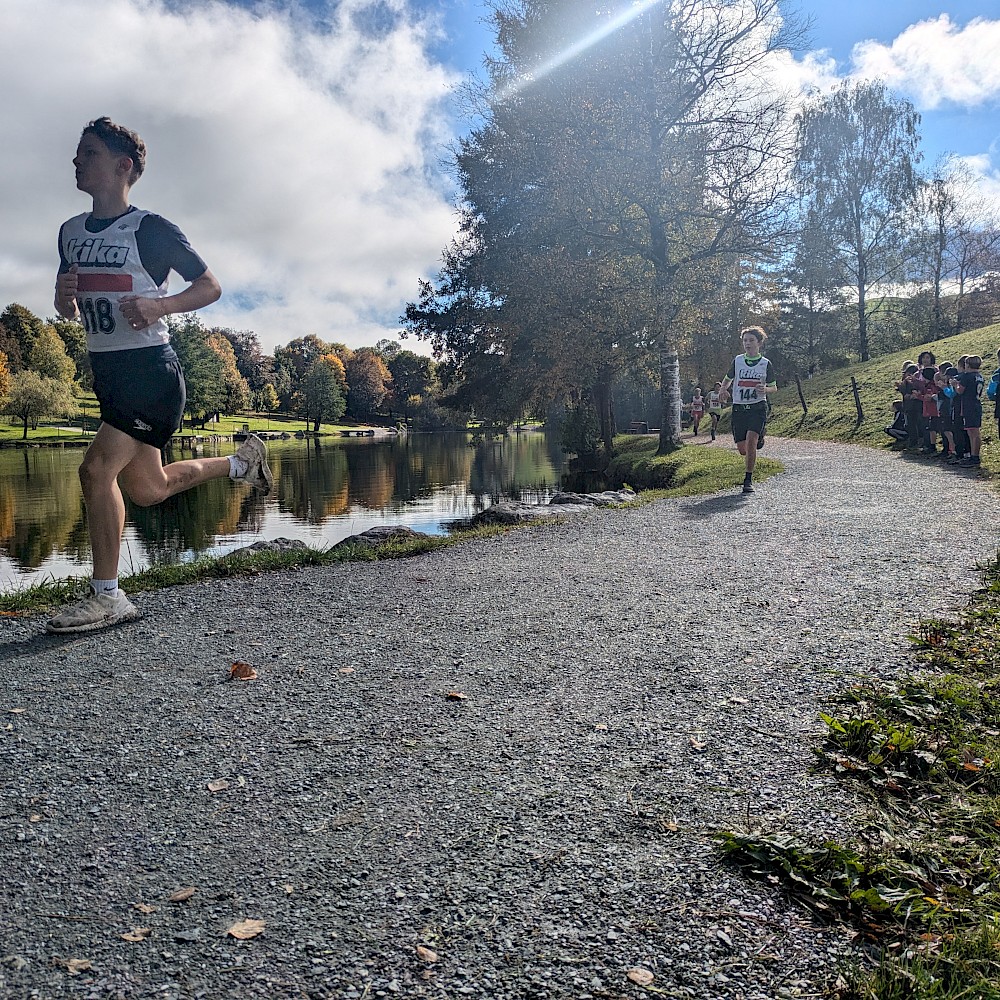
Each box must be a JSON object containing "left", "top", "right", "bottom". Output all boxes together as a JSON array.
[
  {"left": 765, "top": 323, "right": 1000, "bottom": 472},
  {"left": 606, "top": 432, "right": 782, "bottom": 496}
]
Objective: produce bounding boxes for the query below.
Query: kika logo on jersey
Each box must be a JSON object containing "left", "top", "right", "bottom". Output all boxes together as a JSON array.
[{"left": 66, "top": 237, "right": 130, "bottom": 268}]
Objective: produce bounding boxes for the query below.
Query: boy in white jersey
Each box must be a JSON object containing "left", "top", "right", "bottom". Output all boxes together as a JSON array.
[
  {"left": 47, "top": 117, "right": 272, "bottom": 634},
  {"left": 718, "top": 326, "right": 776, "bottom": 494}
]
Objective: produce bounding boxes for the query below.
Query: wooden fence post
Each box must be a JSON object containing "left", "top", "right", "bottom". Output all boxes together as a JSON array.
[
  {"left": 851, "top": 376, "right": 864, "bottom": 424},
  {"left": 795, "top": 375, "right": 808, "bottom": 414}
]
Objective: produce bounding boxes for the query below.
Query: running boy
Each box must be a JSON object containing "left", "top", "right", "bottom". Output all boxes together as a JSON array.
[
  {"left": 689, "top": 387, "right": 705, "bottom": 436},
  {"left": 48, "top": 117, "right": 272, "bottom": 633},
  {"left": 707, "top": 382, "right": 724, "bottom": 441},
  {"left": 718, "top": 326, "right": 777, "bottom": 494}
]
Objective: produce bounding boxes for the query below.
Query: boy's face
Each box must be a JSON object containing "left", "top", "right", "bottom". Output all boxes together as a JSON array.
[
  {"left": 742, "top": 332, "right": 761, "bottom": 354},
  {"left": 73, "top": 133, "right": 130, "bottom": 197}
]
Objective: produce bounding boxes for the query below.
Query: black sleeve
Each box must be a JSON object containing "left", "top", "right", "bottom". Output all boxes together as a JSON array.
[
  {"left": 136, "top": 214, "right": 208, "bottom": 286},
  {"left": 57, "top": 223, "right": 70, "bottom": 273},
  {"left": 766, "top": 360, "right": 776, "bottom": 384}
]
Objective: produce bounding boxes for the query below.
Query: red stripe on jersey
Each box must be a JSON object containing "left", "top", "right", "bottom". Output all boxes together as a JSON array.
[
  {"left": 76, "top": 273, "right": 133, "bottom": 293},
  {"left": 736, "top": 378, "right": 761, "bottom": 387}
]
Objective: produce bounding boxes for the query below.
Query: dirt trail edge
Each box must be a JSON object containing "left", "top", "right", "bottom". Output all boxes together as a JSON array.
[{"left": 2, "top": 438, "right": 997, "bottom": 1000}]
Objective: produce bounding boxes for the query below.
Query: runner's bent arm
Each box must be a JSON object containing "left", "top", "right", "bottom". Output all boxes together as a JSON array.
[{"left": 120, "top": 269, "right": 221, "bottom": 330}]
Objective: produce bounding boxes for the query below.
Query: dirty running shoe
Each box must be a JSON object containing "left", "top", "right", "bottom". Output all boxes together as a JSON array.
[
  {"left": 742, "top": 478, "right": 754, "bottom": 494},
  {"left": 46, "top": 589, "right": 139, "bottom": 634},
  {"left": 232, "top": 434, "right": 273, "bottom": 494}
]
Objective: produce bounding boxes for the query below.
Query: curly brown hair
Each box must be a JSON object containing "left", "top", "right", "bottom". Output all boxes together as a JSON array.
[
  {"left": 81, "top": 117, "right": 146, "bottom": 183},
  {"left": 739, "top": 325, "right": 767, "bottom": 347}
]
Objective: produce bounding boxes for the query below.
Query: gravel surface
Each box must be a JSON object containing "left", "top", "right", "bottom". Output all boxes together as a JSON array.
[{"left": 2, "top": 438, "right": 999, "bottom": 1000}]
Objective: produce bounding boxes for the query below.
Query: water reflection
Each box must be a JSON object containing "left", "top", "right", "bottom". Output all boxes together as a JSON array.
[{"left": 0, "top": 431, "right": 567, "bottom": 589}]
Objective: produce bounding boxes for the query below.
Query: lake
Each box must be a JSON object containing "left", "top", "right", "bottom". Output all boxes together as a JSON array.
[{"left": 0, "top": 431, "right": 569, "bottom": 592}]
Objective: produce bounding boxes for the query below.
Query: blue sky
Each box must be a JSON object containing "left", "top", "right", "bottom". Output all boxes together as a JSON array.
[{"left": 1, "top": 0, "right": 998, "bottom": 352}]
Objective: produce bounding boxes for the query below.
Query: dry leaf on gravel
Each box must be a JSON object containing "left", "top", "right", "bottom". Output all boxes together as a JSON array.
[
  {"left": 445, "top": 691, "right": 468, "bottom": 701},
  {"left": 689, "top": 737, "right": 707, "bottom": 750},
  {"left": 120, "top": 927, "right": 151, "bottom": 943},
  {"left": 627, "top": 967, "right": 655, "bottom": 986},
  {"left": 29, "top": 814, "right": 42, "bottom": 822},
  {"left": 8, "top": 708, "right": 26, "bottom": 714},
  {"left": 594, "top": 723, "right": 608, "bottom": 731},
  {"left": 415, "top": 945, "right": 438, "bottom": 963},
  {"left": 168, "top": 886, "right": 197, "bottom": 903},
  {"left": 207, "top": 779, "right": 230, "bottom": 793},
  {"left": 338, "top": 667, "right": 355, "bottom": 674},
  {"left": 227, "top": 919, "right": 265, "bottom": 940},
  {"left": 54, "top": 957, "right": 93, "bottom": 975},
  {"left": 134, "top": 903, "right": 156, "bottom": 914},
  {"left": 229, "top": 661, "right": 258, "bottom": 681}
]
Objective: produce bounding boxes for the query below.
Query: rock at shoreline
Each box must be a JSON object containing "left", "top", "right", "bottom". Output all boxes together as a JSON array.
[
  {"left": 549, "top": 489, "right": 637, "bottom": 506},
  {"left": 464, "top": 489, "right": 638, "bottom": 527},
  {"left": 332, "top": 526, "right": 432, "bottom": 550},
  {"left": 226, "top": 537, "right": 311, "bottom": 558}
]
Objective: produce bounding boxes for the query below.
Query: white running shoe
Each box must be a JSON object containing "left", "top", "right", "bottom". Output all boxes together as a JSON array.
[
  {"left": 46, "top": 589, "right": 140, "bottom": 634},
  {"left": 232, "top": 434, "right": 273, "bottom": 495}
]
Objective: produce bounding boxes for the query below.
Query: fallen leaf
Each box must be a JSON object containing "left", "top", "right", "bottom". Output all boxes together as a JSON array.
[
  {"left": 168, "top": 886, "right": 197, "bottom": 903},
  {"left": 445, "top": 691, "right": 467, "bottom": 701},
  {"left": 338, "top": 667, "right": 355, "bottom": 675},
  {"left": 207, "top": 779, "right": 230, "bottom": 793},
  {"left": 627, "top": 967, "right": 655, "bottom": 986},
  {"left": 416, "top": 945, "right": 438, "bottom": 963},
  {"left": 689, "top": 736, "right": 707, "bottom": 750},
  {"left": 594, "top": 723, "right": 608, "bottom": 731},
  {"left": 227, "top": 918, "right": 265, "bottom": 940},
  {"left": 729, "top": 696, "right": 749, "bottom": 705},
  {"left": 229, "top": 661, "right": 258, "bottom": 681},
  {"left": 29, "top": 813, "right": 42, "bottom": 823},
  {"left": 134, "top": 903, "right": 156, "bottom": 915},
  {"left": 661, "top": 819, "right": 679, "bottom": 833},
  {"left": 8, "top": 708, "right": 26, "bottom": 714},
  {"left": 120, "top": 927, "right": 151, "bottom": 943},
  {"left": 55, "top": 957, "right": 93, "bottom": 976}
]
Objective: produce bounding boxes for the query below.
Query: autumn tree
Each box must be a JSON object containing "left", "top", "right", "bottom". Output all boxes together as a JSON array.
[
  {"left": 51, "top": 318, "right": 90, "bottom": 388},
  {"left": 299, "top": 354, "right": 347, "bottom": 432},
  {"left": 795, "top": 80, "right": 922, "bottom": 361},
  {"left": 0, "top": 349, "right": 11, "bottom": 399},
  {"left": 2, "top": 371, "right": 78, "bottom": 438},
  {"left": 29, "top": 323, "right": 77, "bottom": 384},
  {"left": 207, "top": 332, "right": 252, "bottom": 413},
  {"left": 345, "top": 347, "right": 392, "bottom": 419}
]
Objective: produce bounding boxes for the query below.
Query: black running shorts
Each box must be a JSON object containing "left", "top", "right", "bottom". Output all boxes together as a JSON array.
[
  {"left": 731, "top": 402, "right": 767, "bottom": 443},
  {"left": 963, "top": 400, "right": 983, "bottom": 430},
  {"left": 90, "top": 345, "right": 186, "bottom": 449}
]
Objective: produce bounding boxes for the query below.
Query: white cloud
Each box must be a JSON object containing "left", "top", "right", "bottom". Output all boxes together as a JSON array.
[
  {"left": 851, "top": 15, "right": 1000, "bottom": 110},
  {"left": 0, "top": 0, "right": 460, "bottom": 352}
]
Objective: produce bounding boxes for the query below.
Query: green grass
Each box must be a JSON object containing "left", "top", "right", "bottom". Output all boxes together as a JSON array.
[
  {"left": 766, "top": 323, "right": 1000, "bottom": 469},
  {"left": 0, "top": 394, "right": 386, "bottom": 443},
  {"left": 719, "top": 553, "right": 1000, "bottom": 1000},
  {"left": 606, "top": 432, "right": 783, "bottom": 496}
]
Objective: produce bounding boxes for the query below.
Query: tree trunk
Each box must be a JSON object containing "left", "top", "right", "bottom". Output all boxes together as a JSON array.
[
  {"left": 657, "top": 346, "right": 683, "bottom": 454},
  {"left": 21, "top": 414, "right": 28, "bottom": 439},
  {"left": 593, "top": 370, "right": 615, "bottom": 455}
]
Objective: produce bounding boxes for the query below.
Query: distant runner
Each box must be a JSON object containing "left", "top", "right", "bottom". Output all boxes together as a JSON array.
[
  {"left": 718, "top": 326, "right": 777, "bottom": 495},
  {"left": 47, "top": 117, "right": 272, "bottom": 634},
  {"left": 707, "top": 382, "right": 724, "bottom": 441}
]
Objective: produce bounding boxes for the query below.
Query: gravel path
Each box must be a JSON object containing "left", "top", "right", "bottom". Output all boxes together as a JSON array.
[{"left": 2, "top": 438, "right": 999, "bottom": 1000}]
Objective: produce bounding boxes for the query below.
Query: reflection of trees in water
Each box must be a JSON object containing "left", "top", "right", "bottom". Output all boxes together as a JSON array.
[
  {"left": 0, "top": 448, "right": 86, "bottom": 570},
  {"left": 128, "top": 476, "right": 261, "bottom": 563},
  {"left": 276, "top": 441, "right": 349, "bottom": 524},
  {"left": 468, "top": 433, "right": 562, "bottom": 503}
]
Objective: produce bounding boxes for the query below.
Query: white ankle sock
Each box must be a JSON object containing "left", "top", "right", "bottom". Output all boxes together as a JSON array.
[
  {"left": 91, "top": 578, "right": 119, "bottom": 598},
  {"left": 228, "top": 454, "right": 249, "bottom": 479}
]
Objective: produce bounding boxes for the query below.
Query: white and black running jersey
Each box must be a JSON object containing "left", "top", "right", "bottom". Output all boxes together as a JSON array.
[
  {"left": 728, "top": 354, "right": 774, "bottom": 405},
  {"left": 58, "top": 207, "right": 206, "bottom": 353}
]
